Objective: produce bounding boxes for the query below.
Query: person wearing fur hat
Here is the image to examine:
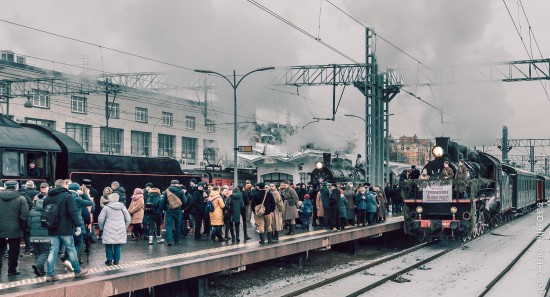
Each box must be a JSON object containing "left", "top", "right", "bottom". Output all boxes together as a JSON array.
[
  {"left": 145, "top": 188, "right": 164, "bottom": 245},
  {"left": 98, "top": 193, "right": 131, "bottom": 266},
  {"left": 128, "top": 188, "right": 145, "bottom": 241},
  {"left": 269, "top": 183, "right": 284, "bottom": 242},
  {"left": 208, "top": 186, "right": 226, "bottom": 242}
]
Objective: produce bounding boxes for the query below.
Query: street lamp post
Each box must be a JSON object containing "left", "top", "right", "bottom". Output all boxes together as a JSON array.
[{"left": 194, "top": 67, "right": 275, "bottom": 187}]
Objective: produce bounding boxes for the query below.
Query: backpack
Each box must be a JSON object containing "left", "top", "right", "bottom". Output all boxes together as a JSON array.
[
  {"left": 207, "top": 200, "right": 215, "bottom": 213},
  {"left": 41, "top": 202, "right": 60, "bottom": 229},
  {"left": 166, "top": 190, "right": 182, "bottom": 209}
]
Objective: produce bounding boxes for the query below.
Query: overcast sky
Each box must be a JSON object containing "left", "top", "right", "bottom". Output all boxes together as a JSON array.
[{"left": 1, "top": 0, "right": 550, "bottom": 161}]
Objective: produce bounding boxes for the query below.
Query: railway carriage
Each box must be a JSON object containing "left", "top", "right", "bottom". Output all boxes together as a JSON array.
[{"left": 0, "top": 114, "right": 200, "bottom": 191}]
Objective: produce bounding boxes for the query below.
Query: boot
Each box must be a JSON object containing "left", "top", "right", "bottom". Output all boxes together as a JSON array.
[
  {"left": 243, "top": 223, "right": 252, "bottom": 240},
  {"left": 273, "top": 231, "right": 279, "bottom": 242},
  {"left": 235, "top": 227, "right": 241, "bottom": 242},
  {"left": 288, "top": 224, "right": 296, "bottom": 235},
  {"left": 148, "top": 236, "right": 154, "bottom": 245},
  {"left": 259, "top": 233, "right": 266, "bottom": 244},
  {"left": 156, "top": 235, "right": 164, "bottom": 244},
  {"left": 267, "top": 232, "right": 274, "bottom": 244}
]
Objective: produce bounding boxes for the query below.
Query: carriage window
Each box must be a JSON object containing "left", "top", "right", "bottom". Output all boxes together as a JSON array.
[
  {"left": 27, "top": 152, "right": 46, "bottom": 176},
  {"left": 3, "top": 151, "right": 21, "bottom": 176}
]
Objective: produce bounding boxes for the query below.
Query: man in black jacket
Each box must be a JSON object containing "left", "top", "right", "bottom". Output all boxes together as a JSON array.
[
  {"left": 250, "top": 182, "right": 275, "bottom": 244},
  {"left": 43, "top": 179, "right": 88, "bottom": 281},
  {"left": 238, "top": 185, "right": 252, "bottom": 240},
  {"left": 328, "top": 184, "right": 340, "bottom": 231},
  {"left": 162, "top": 180, "right": 186, "bottom": 246},
  {"left": 0, "top": 181, "right": 29, "bottom": 276},
  {"left": 191, "top": 183, "right": 208, "bottom": 240}
]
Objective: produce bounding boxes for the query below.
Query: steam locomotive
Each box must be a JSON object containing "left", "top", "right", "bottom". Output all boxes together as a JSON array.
[
  {"left": 403, "top": 137, "right": 549, "bottom": 242},
  {"left": 0, "top": 114, "right": 201, "bottom": 192},
  {"left": 309, "top": 154, "right": 365, "bottom": 185}
]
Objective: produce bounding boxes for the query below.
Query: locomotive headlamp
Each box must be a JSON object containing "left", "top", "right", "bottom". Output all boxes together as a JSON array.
[
  {"left": 450, "top": 206, "right": 458, "bottom": 214},
  {"left": 432, "top": 146, "right": 444, "bottom": 158},
  {"left": 315, "top": 161, "right": 323, "bottom": 169},
  {"left": 416, "top": 206, "right": 423, "bottom": 214}
]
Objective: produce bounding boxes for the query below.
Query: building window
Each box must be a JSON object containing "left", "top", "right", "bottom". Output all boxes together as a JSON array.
[
  {"left": 25, "top": 117, "right": 56, "bottom": 130},
  {"left": 107, "top": 102, "right": 119, "bottom": 119},
  {"left": 100, "top": 127, "right": 124, "bottom": 154},
  {"left": 182, "top": 137, "right": 197, "bottom": 165},
  {"left": 158, "top": 134, "right": 175, "bottom": 157},
  {"left": 32, "top": 89, "right": 50, "bottom": 108},
  {"left": 131, "top": 131, "right": 151, "bottom": 156},
  {"left": 66, "top": 123, "right": 91, "bottom": 151},
  {"left": 185, "top": 116, "right": 195, "bottom": 130},
  {"left": 206, "top": 119, "right": 215, "bottom": 133},
  {"left": 71, "top": 95, "right": 87, "bottom": 114},
  {"left": 162, "top": 112, "right": 173, "bottom": 127},
  {"left": 135, "top": 107, "right": 148, "bottom": 123},
  {"left": 300, "top": 172, "right": 308, "bottom": 184},
  {"left": 261, "top": 173, "right": 293, "bottom": 184}
]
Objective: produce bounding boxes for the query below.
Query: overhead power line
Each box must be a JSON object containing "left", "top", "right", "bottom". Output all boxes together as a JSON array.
[
  {"left": 0, "top": 18, "right": 195, "bottom": 72},
  {"left": 246, "top": 0, "right": 359, "bottom": 63},
  {"left": 501, "top": 0, "right": 550, "bottom": 102},
  {"left": 325, "top": 0, "right": 432, "bottom": 70}
]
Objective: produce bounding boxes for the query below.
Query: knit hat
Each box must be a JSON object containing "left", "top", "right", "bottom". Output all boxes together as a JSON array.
[
  {"left": 82, "top": 179, "right": 92, "bottom": 185},
  {"left": 107, "top": 193, "right": 120, "bottom": 203},
  {"left": 145, "top": 182, "right": 153, "bottom": 188},
  {"left": 304, "top": 194, "right": 311, "bottom": 199},
  {"left": 68, "top": 183, "right": 80, "bottom": 191},
  {"left": 257, "top": 182, "right": 266, "bottom": 189},
  {"left": 25, "top": 180, "right": 35, "bottom": 189},
  {"left": 133, "top": 188, "right": 143, "bottom": 195},
  {"left": 171, "top": 180, "right": 180, "bottom": 185},
  {"left": 190, "top": 178, "right": 197, "bottom": 184}
]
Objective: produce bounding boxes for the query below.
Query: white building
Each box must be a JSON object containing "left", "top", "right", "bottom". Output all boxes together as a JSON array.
[{"left": 0, "top": 51, "right": 227, "bottom": 170}]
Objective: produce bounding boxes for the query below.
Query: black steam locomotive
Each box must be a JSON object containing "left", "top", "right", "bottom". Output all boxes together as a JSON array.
[
  {"left": 309, "top": 154, "right": 365, "bottom": 185},
  {"left": 403, "top": 137, "right": 548, "bottom": 242},
  {"left": 0, "top": 114, "right": 200, "bottom": 192}
]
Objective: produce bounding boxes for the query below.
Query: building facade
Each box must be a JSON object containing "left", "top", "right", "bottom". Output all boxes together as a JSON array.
[{"left": 0, "top": 51, "right": 227, "bottom": 170}]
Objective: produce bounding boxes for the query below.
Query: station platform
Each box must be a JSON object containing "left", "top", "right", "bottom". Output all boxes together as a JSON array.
[{"left": 1, "top": 216, "right": 404, "bottom": 297}]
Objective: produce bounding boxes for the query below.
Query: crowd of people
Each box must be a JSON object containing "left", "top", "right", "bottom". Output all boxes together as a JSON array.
[{"left": 0, "top": 176, "right": 409, "bottom": 282}]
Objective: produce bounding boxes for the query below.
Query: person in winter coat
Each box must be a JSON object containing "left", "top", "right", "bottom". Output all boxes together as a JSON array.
[
  {"left": 227, "top": 187, "right": 245, "bottom": 242},
  {"left": 208, "top": 187, "right": 226, "bottom": 242},
  {"left": 145, "top": 188, "right": 164, "bottom": 244},
  {"left": 365, "top": 189, "right": 379, "bottom": 225},
  {"left": 98, "top": 193, "right": 131, "bottom": 266},
  {"left": 375, "top": 185, "right": 387, "bottom": 222},
  {"left": 28, "top": 198, "right": 49, "bottom": 276},
  {"left": 344, "top": 184, "right": 356, "bottom": 226},
  {"left": 128, "top": 188, "right": 145, "bottom": 241},
  {"left": 269, "top": 183, "right": 285, "bottom": 241},
  {"left": 162, "top": 180, "right": 186, "bottom": 246},
  {"left": 455, "top": 159, "right": 468, "bottom": 198},
  {"left": 43, "top": 179, "right": 88, "bottom": 281},
  {"left": 221, "top": 188, "right": 232, "bottom": 241},
  {"left": 191, "top": 183, "right": 208, "bottom": 241},
  {"left": 301, "top": 194, "right": 313, "bottom": 231},
  {"left": 181, "top": 185, "right": 193, "bottom": 239},
  {"left": 355, "top": 187, "right": 368, "bottom": 227},
  {"left": 315, "top": 189, "right": 324, "bottom": 227},
  {"left": 111, "top": 181, "right": 127, "bottom": 207},
  {"left": 238, "top": 185, "right": 252, "bottom": 241},
  {"left": 280, "top": 180, "right": 299, "bottom": 235},
  {"left": 319, "top": 182, "right": 330, "bottom": 226},
  {"left": 338, "top": 191, "right": 348, "bottom": 231},
  {"left": 0, "top": 181, "right": 30, "bottom": 276},
  {"left": 64, "top": 183, "right": 92, "bottom": 265},
  {"left": 250, "top": 182, "right": 276, "bottom": 244},
  {"left": 328, "top": 184, "right": 340, "bottom": 231}
]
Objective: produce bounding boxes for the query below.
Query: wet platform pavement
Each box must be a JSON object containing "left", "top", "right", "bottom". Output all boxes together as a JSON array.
[{"left": 0, "top": 215, "right": 404, "bottom": 297}]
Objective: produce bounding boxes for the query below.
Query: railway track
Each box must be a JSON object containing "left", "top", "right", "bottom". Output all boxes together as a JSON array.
[
  {"left": 279, "top": 213, "right": 518, "bottom": 297},
  {"left": 478, "top": 220, "right": 550, "bottom": 297}
]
